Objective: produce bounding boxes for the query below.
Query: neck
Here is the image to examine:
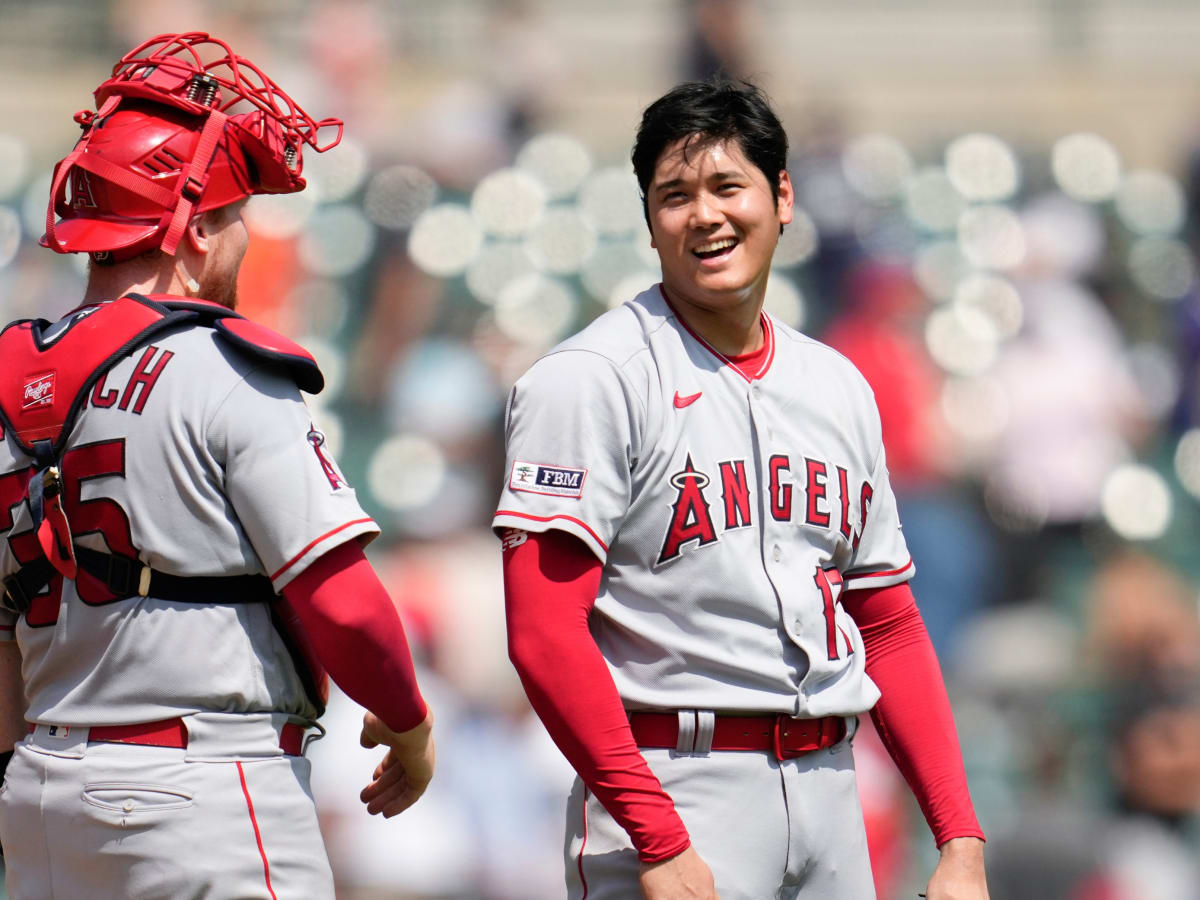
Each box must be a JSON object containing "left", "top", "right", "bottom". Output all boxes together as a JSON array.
[
  {"left": 81, "top": 259, "right": 189, "bottom": 306},
  {"left": 661, "top": 284, "right": 764, "bottom": 356}
]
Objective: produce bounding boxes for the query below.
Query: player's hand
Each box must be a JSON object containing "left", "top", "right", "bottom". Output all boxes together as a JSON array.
[
  {"left": 923, "top": 836, "right": 989, "bottom": 900},
  {"left": 358, "top": 707, "right": 435, "bottom": 817},
  {"left": 639, "top": 845, "right": 720, "bottom": 899}
]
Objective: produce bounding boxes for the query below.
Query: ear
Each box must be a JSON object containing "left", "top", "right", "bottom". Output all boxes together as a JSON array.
[
  {"left": 182, "top": 214, "right": 212, "bottom": 255},
  {"left": 776, "top": 170, "right": 795, "bottom": 227}
]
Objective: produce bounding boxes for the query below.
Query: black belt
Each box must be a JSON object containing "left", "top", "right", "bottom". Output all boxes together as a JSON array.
[{"left": 2, "top": 547, "right": 270, "bottom": 614}]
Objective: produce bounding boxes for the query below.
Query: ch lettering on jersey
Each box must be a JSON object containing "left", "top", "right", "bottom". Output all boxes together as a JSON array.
[
  {"left": 509, "top": 460, "right": 587, "bottom": 499},
  {"left": 657, "top": 451, "right": 874, "bottom": 566},
  {"left": 89, "top": 346, "right": 175, "bottom": 414},
  {"left": 22, "top": 373, "right": 55, "bottom": 410}
]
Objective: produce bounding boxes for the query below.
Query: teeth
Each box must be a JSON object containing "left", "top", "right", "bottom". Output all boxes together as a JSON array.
[{"left": 694, "top": 238, "right": 737, "bottom": 254}]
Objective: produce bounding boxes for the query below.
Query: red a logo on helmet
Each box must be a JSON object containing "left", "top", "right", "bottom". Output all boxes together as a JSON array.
[{"left": 70, "top": 170, "right": 98, "bottom": 209}]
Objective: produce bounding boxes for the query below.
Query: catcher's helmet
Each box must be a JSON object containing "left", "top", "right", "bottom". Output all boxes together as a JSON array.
[{"left": 41, "top": 32, "right": 343, "bottom": 263}]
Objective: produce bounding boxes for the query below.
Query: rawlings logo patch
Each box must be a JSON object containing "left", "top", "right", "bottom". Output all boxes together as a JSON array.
[
  {"left": 509, "top": 460, "right": 587, "bottom": 498},
  {"left": 22, "top": 373, "right": 55, "bottom": 410}
]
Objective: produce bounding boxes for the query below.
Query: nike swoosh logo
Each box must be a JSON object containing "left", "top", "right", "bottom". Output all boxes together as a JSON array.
[{"left": 673, "top": 391, "right": 702, "bottom": 409}]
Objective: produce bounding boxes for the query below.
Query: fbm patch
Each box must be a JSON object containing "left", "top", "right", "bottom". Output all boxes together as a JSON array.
[{"left": 510, "top": 460, "right": 587, "bottom": 498}]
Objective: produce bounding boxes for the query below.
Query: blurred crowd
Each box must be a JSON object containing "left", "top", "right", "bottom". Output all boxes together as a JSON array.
[{"left": 2, "top": 1, "right": 1200, "bottom": 898}]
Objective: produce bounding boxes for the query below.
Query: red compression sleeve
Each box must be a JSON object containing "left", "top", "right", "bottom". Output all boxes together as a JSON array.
[
  {"left": 281, "top": 541, "right": 427, "bottom": 733},
  {"left": 841, "top": 582, "right": 985, "bottom": 846},
  {"left": 503, "top": 529, "right": 691, "bottom": 863}
]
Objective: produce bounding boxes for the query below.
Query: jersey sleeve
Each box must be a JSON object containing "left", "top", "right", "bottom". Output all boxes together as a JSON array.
[
  {"left": 842, "top": 403, "right": 915, "bottom": 591},
  {"left": 209, "top": 366, "right": 379, "bottom": 592},
  {"left": 493, "top": 350, "right": 644, "bottom": 561}
]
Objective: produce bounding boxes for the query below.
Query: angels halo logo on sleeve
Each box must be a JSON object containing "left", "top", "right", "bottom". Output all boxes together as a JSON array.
[{"left": 509, "top": 459, "right": 588, "bottom": 498}]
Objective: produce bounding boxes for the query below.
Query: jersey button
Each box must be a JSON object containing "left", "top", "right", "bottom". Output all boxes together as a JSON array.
[
  {"left": 772, "top": 545, "right": 781, "bottom": 562},
  {"left": 123, "top": 799, "right": 135, "bottom": 813}
]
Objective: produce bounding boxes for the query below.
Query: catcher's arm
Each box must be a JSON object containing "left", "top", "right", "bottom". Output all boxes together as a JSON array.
[{"left": 281, "top": 541, "right": 434, "bottom": 815}]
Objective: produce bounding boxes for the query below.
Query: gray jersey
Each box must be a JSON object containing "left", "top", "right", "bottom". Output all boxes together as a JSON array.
[
  {"left": 0, "top": 325, "right": 377, "bottom": 725},
  {"left": 493, "top": 286, "right": 913, "bottom": 717}
]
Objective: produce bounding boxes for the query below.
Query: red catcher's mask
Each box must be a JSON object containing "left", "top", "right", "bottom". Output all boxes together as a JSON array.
[{"left": 41, "top": 32, "right": 343, "bottom": 263}]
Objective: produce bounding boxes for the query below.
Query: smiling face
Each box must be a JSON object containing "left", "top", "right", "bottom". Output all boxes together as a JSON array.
[{"left": 648, "top": 136, "right": 793, "bottom": 320}]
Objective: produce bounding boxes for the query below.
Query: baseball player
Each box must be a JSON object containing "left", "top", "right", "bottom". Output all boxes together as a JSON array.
[
  {"left": 0, "top": 33, "right": 433, "bottom": 899},
  {"left": 495, "top": 81, "right": 989, "bottom": 899}
]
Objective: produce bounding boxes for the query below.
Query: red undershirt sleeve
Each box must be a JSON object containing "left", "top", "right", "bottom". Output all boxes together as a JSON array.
[
  {"left": 841, "top": 582, "right": 985, "bottom": 847},
  {"left": 502, "top": 528, "right": 691, "bottom": 864},
  {"left": 280, "top": 541, "right": 428, "bottom": 734}
]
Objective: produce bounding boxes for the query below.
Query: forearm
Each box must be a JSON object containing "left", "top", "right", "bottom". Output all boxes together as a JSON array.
[
  {"left": 281, "top": 541, "right": 427, "bottom": 733},
  {"left": 504, "top": 529, "right": 691, "bottom": 863},
  {"left": 843, "top": 583, "right": 984, "bottom": 845}
]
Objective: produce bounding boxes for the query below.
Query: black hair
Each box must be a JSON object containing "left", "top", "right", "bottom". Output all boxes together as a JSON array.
[{"left": 631, "top": 78, "right": 788, "bottom": 221}]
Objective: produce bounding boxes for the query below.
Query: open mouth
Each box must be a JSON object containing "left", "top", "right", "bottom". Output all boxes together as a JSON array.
[{"left": 692, "top": 238, "right": 738, "bottom": 261}]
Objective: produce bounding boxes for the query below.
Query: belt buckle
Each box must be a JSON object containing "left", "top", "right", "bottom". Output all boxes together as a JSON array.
[{"left": 772, "top": 714, "right": 804, "bottom": 761}]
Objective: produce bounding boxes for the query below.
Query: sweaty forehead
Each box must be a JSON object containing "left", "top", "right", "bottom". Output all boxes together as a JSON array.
[{"left": 651, "top": 136, "right": 756, "bottom": 186}]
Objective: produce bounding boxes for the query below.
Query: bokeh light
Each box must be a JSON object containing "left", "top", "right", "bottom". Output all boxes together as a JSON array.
[
  {"left": 581, "top": 241, "right": 649, "bottom": 302},
  {"left": 772, "top": 208, "right": 819, "bottom": 268},
  {"left": 408, "top": 204, "right": 483, "bottom": 277},
  {"left": 1127, "top": 237, "right": 1195, "bottom": 301},
  {"left": 842, "top": 133, "right": 913, "bottom": 201},
  {"left": 1051, "top": 133, "right": 1121, "bottom": 202},
  {"left": 471, "top": 168, "right": 547, "bottom": 238},
  {"left": 367, "top": 434, "right": 447, "bottom": 512},
  {"left": 903, "top": 167, "right": 966, "bottom": 233},
  {"left": 953, "top": 273, "right": 1022, "bottom": 339},
  {"left": 763, "top": 275, "right": 805, "bottom": 330},
  {"left": 945, "top": 133, "right": 1019, "bottom": 202},
  {"left": 298, "top": 205, "right": 376, "bottom": 277},
  {"left": 516, "top": 133, "right": 593, "bottom": 200},
  {"left": 1173, "top": 429, "right": 1200, "bottom": 499},
  {"left": 1100, "top": 464, "right": 1172, "bottom": 541},
  {"left": 525, "top": 207, "right": 598, "bottom": 274},
  {"left": 607, "top": 271, "right": 663, "bottom": 309},
  {"left": 913, "top": 240, "right": 972, "bottom": 302},
  {"left": 925, "top": 305, "right": 1000, "bottom": 375},
  {"left": 1115, "top": 170, "right": 1186, "bottom": 236},
  {"left": 364, "top": 165, "right": 438, "bottom": 231},
  {"left": 303, "top": 135, "right": 368, "bottom": 204},
  {"left": 466, "top": 242, "right": 537, "bottom": 305},
  {"left": 245, "top": 190, "right": 319, "bottom": 240},
  {"left": 957, "top": 205, "right": 1026, "bottom": 270},
  {"left": 578, "top": 167, "right": 644, "bottom": 236},
  {"left": 494, "top": 273, "right": 577, "bottom": 347},
  {"left": 1127, "top": 342, "right": 1182, "bottom": 420}
]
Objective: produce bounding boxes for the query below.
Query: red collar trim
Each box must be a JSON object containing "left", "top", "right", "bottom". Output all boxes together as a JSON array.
[{"left": 658, "top": 284, "right": 775, "bottom": 383}]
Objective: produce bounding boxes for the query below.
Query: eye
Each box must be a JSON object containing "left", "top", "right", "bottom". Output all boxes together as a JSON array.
[
  {"left": 662, "top": 190, "right": 688, "bottom": 204},
  {"left": 717, "top": 182, "right": 741, "bottom": 194}
]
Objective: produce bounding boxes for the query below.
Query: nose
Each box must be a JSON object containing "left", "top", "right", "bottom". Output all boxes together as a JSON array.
[{"left": 688, "top": 193, "right": 723, "bottom": 229}]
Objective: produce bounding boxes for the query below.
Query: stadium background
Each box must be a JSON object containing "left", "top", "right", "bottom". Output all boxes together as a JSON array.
[{"left": 2, "top": 1, "right": 1200, "bottom": 897}]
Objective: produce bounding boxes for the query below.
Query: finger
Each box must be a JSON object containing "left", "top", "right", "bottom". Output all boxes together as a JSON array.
[
  {"left": 365, "top": 775, "right": 415, "bottom": 815},
  {"left": 360, "top": 758, "right": 408, "bottom": 804},
  {"left": 359, "top": 727, "right": 380, "bottom": 750}
]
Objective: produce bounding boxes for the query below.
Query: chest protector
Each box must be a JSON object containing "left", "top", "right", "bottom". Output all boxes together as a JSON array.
[{"left": 0, "top": 293, "right": 329, "bottom": 712}]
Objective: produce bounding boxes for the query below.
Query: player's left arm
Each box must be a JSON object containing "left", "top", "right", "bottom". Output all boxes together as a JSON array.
[{"left": 841, "top": 583, "right": 988, "bottom": 900}]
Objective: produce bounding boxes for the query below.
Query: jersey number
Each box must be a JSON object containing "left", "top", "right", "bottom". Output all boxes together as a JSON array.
[
  {"left": 1, "top": 439, "right": 137, "bottom": 626},
  {"left": 812, "top": 565, "right": 852, "bottom": 661}
]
